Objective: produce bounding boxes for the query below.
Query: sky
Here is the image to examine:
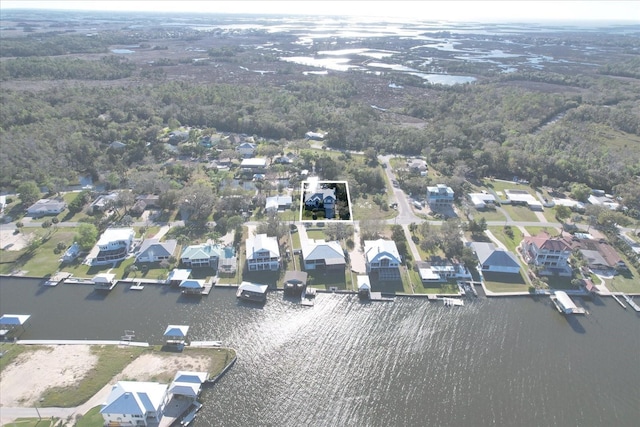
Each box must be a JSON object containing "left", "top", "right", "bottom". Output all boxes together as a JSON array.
[{"left": 2, "top": 1, "right": 639, "bottom": 23}]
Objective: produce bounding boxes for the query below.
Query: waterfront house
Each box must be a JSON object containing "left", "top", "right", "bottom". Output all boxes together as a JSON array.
[
  {"left": 426, "top": 184, "right": 454, "bottom": 208},
  {"left": 94, "top": 228, "right": 135, "bottom": 265},
  {"left": 180, "top": 243, "right": 235, "bottom": 270},
  {"left": 100, "top": 381, "right": 169, "bottom": 427},
  {"left": 26, "top": 198, "right": 66, "bottom": 217},
  {"left": 417, "top": 257, "right": 471, "bottom": 283},
  {"left": 265, "top": 195, "right": 293, "bottom": 213},
  {"left": 246, "top": 234, "right": 280, "bottom": 271},
  {"left": 468, "top": 242, "right": 520, "bottom": 274},
  {"left": 304, "top": 187, "right": 336, "bottom": 219},
  {"left": 563, "top": 234, "right": 626, "bottom": 275},
  {"left": 520, "top": 232, "right": 572, "bottom": 276},
  {"left": 136, "top": 239, "right": 177, "bottom": 263},
  {"left": 301, "top": 240, "right": 345, "bottom": 271},
  {"left": 236, "top": 281, "right": 269, "bottom": 303},
  {"left": 364, "top": 239, "right": 401, "bottom": 280}
]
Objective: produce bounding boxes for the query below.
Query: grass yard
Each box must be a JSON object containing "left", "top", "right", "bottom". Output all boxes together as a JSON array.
[
  {"left": 411, "top": 272, "right": 459, "bottom": 295},
  {"left": 306, "top": 229, "right": 327, "bottom": 240},
  {"left": 487, "top": 226, "right": 523, "bottom": 253},
  {"left": 606, "top": 267, "right": 640, "bottom": 294},
  {"left": 469, "top": 208, "right": 506, "bottom": 222},
  {"left": 501, "top": 205, "right": 540, "bottom": 222},
  {"left": 75, "top": 406, "right": 104, "bottom": 427},
  {"left": 2, "top": 419, "right": 60, "bottom": 427},
  {"left": 482, "top": 271, "right": 530, "bottom": 293},
  {"left": 351, "top": 197, "right": 396, "bottom": 221},
  {"left": 307, "top": 268, "right": 350, "bottom": 290},
  {"left": 3, "top": 230, "right": 76, "bottom": 277},
  {"left": 525, "top": 226, "right": 561, "bottom": 237}
]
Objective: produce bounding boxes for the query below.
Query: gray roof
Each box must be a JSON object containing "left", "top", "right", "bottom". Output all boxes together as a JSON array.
[
  {"left": 136, "top": 239, "right": 177, "bottom": 260},
  {"left": 302, "top": 240, "right": 344, "bottom": 262},
  {"left": 470, "top": 242, "right": 519, "bottom": 268},
  {"left": 283, "top": 271, "right": 308, "bottom": 285}
]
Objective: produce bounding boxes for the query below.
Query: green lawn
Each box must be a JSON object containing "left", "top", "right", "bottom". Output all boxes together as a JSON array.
[
  {"left": 307, "top": 267, "right": 350, "bottom": 290},
  {"left": 1, "top": 230, "right": 76, "bottom": 277},
  {"left": 290, "top": 230, "right": 301, "bottom": 250},
  {"left": 606, "top": 268, "right": 640, "bottom": 294},
  {"left": 75, "top": 406, "right": 103, "bottom": 427},
  {"left": 501, "top": 205, "right": 540, "bottom": 222},
  {"left": 2, "top": 419, "right": 59, "bottom": 427},
  {"left": 469, "top": 208, "right": 506, "bottom": 222},
  {"left": 487, "top": 226, "right": 522, "bottom": 253},
  {"left": 306, "top": 229, "right": 327, "bottom": 240},
  {"left": 411, "top": 272, "right": 459, "bottom": 295},
  {"left": 525, "top": 226, "right": 561, "bottom": 237},
  {"left": 482, "top": 271, "right": 530, "bottom": 293}
]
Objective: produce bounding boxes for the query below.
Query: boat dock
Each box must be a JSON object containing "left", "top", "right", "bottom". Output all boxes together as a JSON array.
[
  {"left": 369, "top": 292, "right": 394, "bottom": 302},
  {"left": 442, "top": 297, "right": 464, "bottom": 307},
  {"left": 180, "top": 401, "right": 203, "bottom": 426},
  {"left": 43, "top": 272, "right": 72, "bottom": 286},
  {"left": 621, "top": 294, "right": 640, "bottom": 312}
]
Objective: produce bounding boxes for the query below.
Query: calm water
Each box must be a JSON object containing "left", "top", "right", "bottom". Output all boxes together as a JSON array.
[{"left": 1, "top": 277, "right": 639, "bottom": 427}]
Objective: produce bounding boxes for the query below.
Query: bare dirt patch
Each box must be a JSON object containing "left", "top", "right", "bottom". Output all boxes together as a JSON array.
[
  {"left": 0, "top": 229, "right": 32, "bottom": 251},
  {"left": 0, "top": 345, "right": 98, "bottom": 407}
]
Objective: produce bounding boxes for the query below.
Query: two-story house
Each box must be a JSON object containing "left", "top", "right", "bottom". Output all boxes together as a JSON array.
[
  {"left": 246, "top": 234, "right": 281, "bottom": 271},
  {"left": 180, "top": 243, "right": 236, "bottom": 270},
  {"left": 94, "top": 228, "right": 135, "bottom": 265},
  {"left": 426, "top": 184, "right": 454, "bottom": 208},
  {"left": 520, "top": 232, "right": 572, "bottom": 276},
  {"left": 304, "top": 187, "right": 336, "bottom": 219},
  {"left": 364, "top": 239, "right": 402, "bottom": 280}
]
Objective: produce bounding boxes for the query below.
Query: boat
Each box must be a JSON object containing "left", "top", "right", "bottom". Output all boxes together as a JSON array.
[{"left": 442, "top": 297, "right": 464, "bottom": 307}]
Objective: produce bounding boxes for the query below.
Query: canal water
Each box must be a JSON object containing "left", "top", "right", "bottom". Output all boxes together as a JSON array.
[{"left": 1, "top": 277, "right": 639, "bottom": 427}]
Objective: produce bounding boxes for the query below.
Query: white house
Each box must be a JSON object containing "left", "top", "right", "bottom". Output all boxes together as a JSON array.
[
  {"left": 90, "top": 192, "right": 119, "bottom": 213},
  {"left": 468, "top": 242, "right": 520, "bottom": 274},
  {"left": 94, "top": 228, "right": 135, "bottom": 265},
  {"left": 235, "top": 142, "right": 257, "bottom": 157},
  {"left": 26, "top": 198, "right": 66, "bottom": 217},
  {"left": 136, "top": 239, "right": 177, "bottom": 263},
  {"left": 240, "top": 158, "right": 267, "bottom": 171},
  {"left": 302, "top": 240, "right": 345, "bottom": 271},
  {"left": 100, "top": 381, "right": 169, "bottom": 427},
  {"left": 246, "top": 234, "right": 280, "bottom": 271},
  {"left": 364, "top": 239, "right": 401, "bottom": 280},
  {"left": 265, "top": 195, "right": 292, "bottom": 213},
  {"left": 467, "top": 192, "right": 496, "bottom": 209},
  {"left": 426, "top": 184, "right": 454, "bottom": 208},
  {"left": 418, "top": 257, "right": 471, "bottom": 283}
]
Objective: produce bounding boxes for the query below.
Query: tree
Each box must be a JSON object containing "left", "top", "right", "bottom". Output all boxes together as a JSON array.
[
  {"left": 570, "top": 183, "right": 591, "bottom": 203},
  {"left": 75, "top": 223, "right": 98, "bottom": 250},
  {"left": 554, "top": 205, "right": 571, "bottom": 223},
  {"left": 181, "top": 182, "right": 216, "bottom": 222},
  {"left": 256, "top": 211, "right": 287, "bottom": 239},
  {"left": 17, "top": 180, "right": 40, "bottom": 206},
  {"left": 441, "top": 218, "right": 464, "bottom": 259},
  {"left": 358, "top": 218, "right": 385, "bottom": 241}
]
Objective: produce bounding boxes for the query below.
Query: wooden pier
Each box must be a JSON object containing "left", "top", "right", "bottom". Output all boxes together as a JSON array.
[{"left": 43, "top": 272, "right": 72, "bottom": 286}]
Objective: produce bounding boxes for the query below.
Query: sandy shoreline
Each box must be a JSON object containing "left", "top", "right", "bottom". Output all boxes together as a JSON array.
[{"left": 0, "top": 344, "right": 211, "bottom": 424}]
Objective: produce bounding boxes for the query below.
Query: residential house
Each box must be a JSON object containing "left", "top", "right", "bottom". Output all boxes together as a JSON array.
[
  {"left": 364, "top": 239, "right": 402, "bottom": 280},
  {"left": 168, "top": 130, "right": 189, "bottom": 145},
  {"left": 468, "top": 242, "right": 520, "bottom": 274},
  {"left": 302, "top": 239, "right": 345, "bottom": 271},
  {"left": 246, "top": 234, "right": 280, "bottom": 271},
  {"left": 265, "top": 195, "right": 292, "bottom": 213},
  {"left": 305, "top": 131, "right": 326, "bottom": 141},
  {"left": 109, "top": 140, "right": 126, "bottom": 150},
  {"left": 520, "top": 232, "right": 572, "bottom": 276},
  {"left": 563, "top": 235, "right": 626, "bottom": 274},
  {"left": 588, "top": 193, "right": 620, "bottom": 211},
  {"left": 236, "top": 142, "right": 257, "bottom": 157},
  {"left": 240, "top": 158, "right": 268, "bottom": 172},
  {"left": 94, "top": 228, "right": 135, "bottom": 265},
  {"left": 426, "top": 184, "right": 454, "bottom": 208},
  {"left": 304, "top": 187, "right": 336, "bottom": 219},
  {"left": 468, "top": 192, "right": 496, "bottom": 210},
  {"left": 417, "top": 257, "right": 471, "bottom": 283},
  {"left": 135, "top": 194, "right": 160, "bottom": 209},
  {"left": 62, "top": 242, "right": 81, "bottom": 263},
  {"left": 90, "top": 192, "right": 119, "bottom": 213},
  {"left": 136, "top": 239, "right": 177, "bottom": 263},
  {"left": 504, "top": 189, "right": 543, "bottom": 211},
  {"left": 180, "top": 243, "right": 236, "bottom": 270},
  {"left": 100, "top": 381, "right": 169, "bottom": 427},
  {"left": 407, "top": 158, "right": 428, "bottom": 175},
  {"left": 26, "top": 198, "right": 66, "bottom": 217}
]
